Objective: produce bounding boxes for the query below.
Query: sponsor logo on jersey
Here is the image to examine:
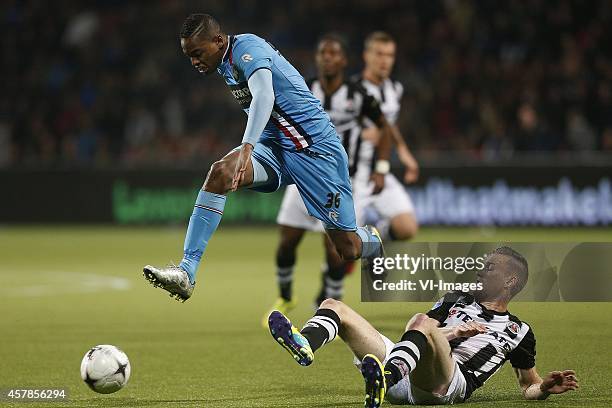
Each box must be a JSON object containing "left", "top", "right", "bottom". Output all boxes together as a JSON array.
[
  {"left": 229, "top": 82, "right": 252, "bottom": 109},
  {"left": 241, "top": 53, "right": 253, "bottom": 62}
]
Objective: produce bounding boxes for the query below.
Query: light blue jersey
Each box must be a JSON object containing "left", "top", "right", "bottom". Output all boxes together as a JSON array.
[{"left": 217, "top": 34, "right": 336, "bottom": 151}]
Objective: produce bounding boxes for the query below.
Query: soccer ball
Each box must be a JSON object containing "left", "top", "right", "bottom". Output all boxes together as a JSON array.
[{"left": 80, "top": 345, "right": 131, "bottom": 394}]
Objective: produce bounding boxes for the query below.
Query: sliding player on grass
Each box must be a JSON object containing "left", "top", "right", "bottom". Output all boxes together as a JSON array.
[
  {"left": 268, "top": 247, "right": 579, "bottom": 406},
  {"left": 143, "top": 14, "right": 387, "bottom": 301},
  {"left": 265, "top": 33, "right": 418, "bottom": 320}
]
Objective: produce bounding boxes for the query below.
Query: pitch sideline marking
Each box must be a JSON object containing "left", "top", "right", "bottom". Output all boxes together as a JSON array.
[{"left": 0, "top": 271, "right": 131, "bottom": 297}]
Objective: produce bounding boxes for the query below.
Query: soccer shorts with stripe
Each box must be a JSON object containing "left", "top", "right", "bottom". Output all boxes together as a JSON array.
[{"left": 247, "top": 132, "right": 356, "bottom": 231}]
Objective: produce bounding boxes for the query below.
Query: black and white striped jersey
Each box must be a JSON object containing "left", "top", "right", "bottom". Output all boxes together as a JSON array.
[
  {"left": 358, "top": 76, "right": 403, "bottom": 125},
  {"left": 307, "top": 78, "right": 384, "bottom": 177},
  {"left": 427, "top": 291, "right": 536, "bottom": 400}
]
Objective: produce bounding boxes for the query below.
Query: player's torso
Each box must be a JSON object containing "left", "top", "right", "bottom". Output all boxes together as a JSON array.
[
  {"left": 309, "top": 79, "right": 368, "bottom": 176},
  {"left": 349, "top": 76, "right": 403, "bottom": 184},
  {"left": 441, "top": 300, "right": 530, "bottom": 383},
  {"left": 217, "top": 34, "right": 334, "bottom": 151},
  {"left": 360, "top": 77, "right": 402, "bottom": 125}
]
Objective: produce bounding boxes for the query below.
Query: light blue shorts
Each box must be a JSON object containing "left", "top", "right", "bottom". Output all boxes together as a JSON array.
[{"left": 248, "top": 134, "right": 356, "bottom": 231}]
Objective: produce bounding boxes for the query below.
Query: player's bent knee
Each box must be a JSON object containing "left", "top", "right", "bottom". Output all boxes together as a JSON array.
[
  {"left": 204, "top": 160, "right": 232, "bottom": 193},
  {"left": 395, "top": 223, "right": 418, "bottom": 240},
  {"left": 319, "top": 298, "right": 344, "bottom": 313},
  {"left": 391, "top": 215, "right": 419, "bottom": 240},
  {"left": 406, "top": 313, "right": 436, "bottom": 332}
]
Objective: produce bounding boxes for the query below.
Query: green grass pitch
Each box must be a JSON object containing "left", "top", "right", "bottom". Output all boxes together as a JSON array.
[{"left": 0, "top": 226, "right": 611, "bottom": 407}]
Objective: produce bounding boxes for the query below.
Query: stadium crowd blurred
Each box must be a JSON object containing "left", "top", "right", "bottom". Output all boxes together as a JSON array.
[{"left": 3, "top": 0, "right": 612, "bottom": 168}]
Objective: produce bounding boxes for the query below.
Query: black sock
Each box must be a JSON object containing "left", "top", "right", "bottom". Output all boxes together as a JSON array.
[
  {"left": 278, "top": 267, "right": 293, "bottom": 301},
  {"left": 276, "top": 252, "right": 295, "bottom": 301},
  {"left": 316, "top": 263, "right": 345, "bottom": 304},
  {"left": 300, "top": 308, "right": 341, "bottom": 352},
  {"left": 385, "top": 330, "right": 428, "bottom": 387}
]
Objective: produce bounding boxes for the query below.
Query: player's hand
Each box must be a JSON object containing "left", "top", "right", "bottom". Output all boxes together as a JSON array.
[
  {"left": 403, "top": 155, "right": 419, "bottom": 184},
  {"left": 231, "top": 143, "right": 253, "bottom": 191},
  {"left": 540, "top": 370, "right": 579, "bottom": 394},
  {"left": 370, "top": 172, "right": 385, "bottom": 195},
  {"left": 453, "top": 321, "right": 487, "bottom": 338}
]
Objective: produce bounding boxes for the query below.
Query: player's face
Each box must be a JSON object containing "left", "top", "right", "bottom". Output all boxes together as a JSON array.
[
  {"left": 363, "top": 41, "right": 396, "bottom": 79},
  {"left": 181, "top": 34, "right": 225, "bottom": 76},
  {"left": 315, "top": 40, "right": 347, "bottom": 78},
  {"left": 474, "top": 254, "right": 510, "bottom": 302}
]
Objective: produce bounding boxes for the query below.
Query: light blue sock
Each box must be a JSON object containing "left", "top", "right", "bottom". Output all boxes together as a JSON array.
[
  {"left": 179, "top": 190, "right": 226, "bottom": 284},
  {"left": 356, "top": 227, "right": 382, "bottom": 258}
]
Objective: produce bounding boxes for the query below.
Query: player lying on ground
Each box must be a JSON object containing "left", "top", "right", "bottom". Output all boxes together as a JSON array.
[
  {"left": 143, "top": 14, "right": 389, "bottom": 301},
  {"left": 265, "top": 33, "right": 419, "bottom": 321},
  {"left": 268, "top": 247, "right": 578, "bottom": 406}
]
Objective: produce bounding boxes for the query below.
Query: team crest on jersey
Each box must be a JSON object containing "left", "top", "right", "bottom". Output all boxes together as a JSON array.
[
  {"left": 241, "top": 53, "right": 253, "bottom": 62},
  {"left": 505, "top": 321, "right": 520, "bottom": 336}
]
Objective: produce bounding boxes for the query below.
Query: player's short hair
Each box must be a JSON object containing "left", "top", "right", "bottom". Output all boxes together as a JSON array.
[
  {"left": 493, "top": 246, "right": 529, "bottom": 297},
  {"left": 180, "top": 14, "right": 221, "bottom": 39},
  {"left": 317, "top": 32, "right": 349, "bottom": 55},
  {"left": 364, "top": 31, "right": 396, "bottom": 49}
]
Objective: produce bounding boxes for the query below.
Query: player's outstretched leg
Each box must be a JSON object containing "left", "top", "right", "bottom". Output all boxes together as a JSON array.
[
  {"left": 144, "top": 149, "right": 250, "bottom": 302},
  {"left": 269, "top": 298, "right": 389, "bottom": 371},
  {"left": 361, "top": 354, "right": 386, "bottom": 408}
]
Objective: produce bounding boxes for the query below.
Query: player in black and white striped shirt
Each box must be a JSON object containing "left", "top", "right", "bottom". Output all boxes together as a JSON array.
[
  {"left": 354, "top": 31, "right": 419, "bottom": 242},
  {"left": 268, "top": 247, "right": 579, "bottom": 406}
]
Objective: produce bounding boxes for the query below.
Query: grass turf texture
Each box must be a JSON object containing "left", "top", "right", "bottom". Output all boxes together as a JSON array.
[{"left": 0, "top": 226, "right": 610, "bottom": 407}]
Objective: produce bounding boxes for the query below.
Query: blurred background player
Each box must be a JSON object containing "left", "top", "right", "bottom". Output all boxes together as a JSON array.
[
  {"left": 264, "top": 33, "right": 416, "bottom": 323},
  {"left": 268, "top": 247, "right": 579, "bottom": 407},
  {"left": 356, "top": 31, "right": 419, "bottom": 241},
  {"left": 143, "top": 14, "right": 386, "bottom": 302}
]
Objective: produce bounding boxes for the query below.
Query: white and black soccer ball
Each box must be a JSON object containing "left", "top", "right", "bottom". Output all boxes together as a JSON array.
[{"left": 80, "top": 345, "right": 131, "bottom": 394}]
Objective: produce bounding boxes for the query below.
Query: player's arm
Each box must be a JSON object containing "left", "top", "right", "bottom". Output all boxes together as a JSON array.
[
  {"left": 231, "top": 52, "right": 275, "bottom": 190},
  {"left": 437, "top": 321, "right": 487, "bottom": 341},
  {"left": 389, "top": 125, "right": 419, "bottom": 184},
  {"left": 508, "top": 327, "right": 579, "bottom": 400},
  {"left": 359, "top": 88, "right": 391, "bottom": 194},
  {"left": 515, "top": 367, "right": 578, "bottom": 400},
  {"left": 388, "top": 81, "right": 418, "bottom": 184}
]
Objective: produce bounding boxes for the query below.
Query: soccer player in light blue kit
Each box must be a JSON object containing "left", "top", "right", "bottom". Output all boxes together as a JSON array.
[{"left": 143, "top": 13, "right": 387, "bottom": 321}]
